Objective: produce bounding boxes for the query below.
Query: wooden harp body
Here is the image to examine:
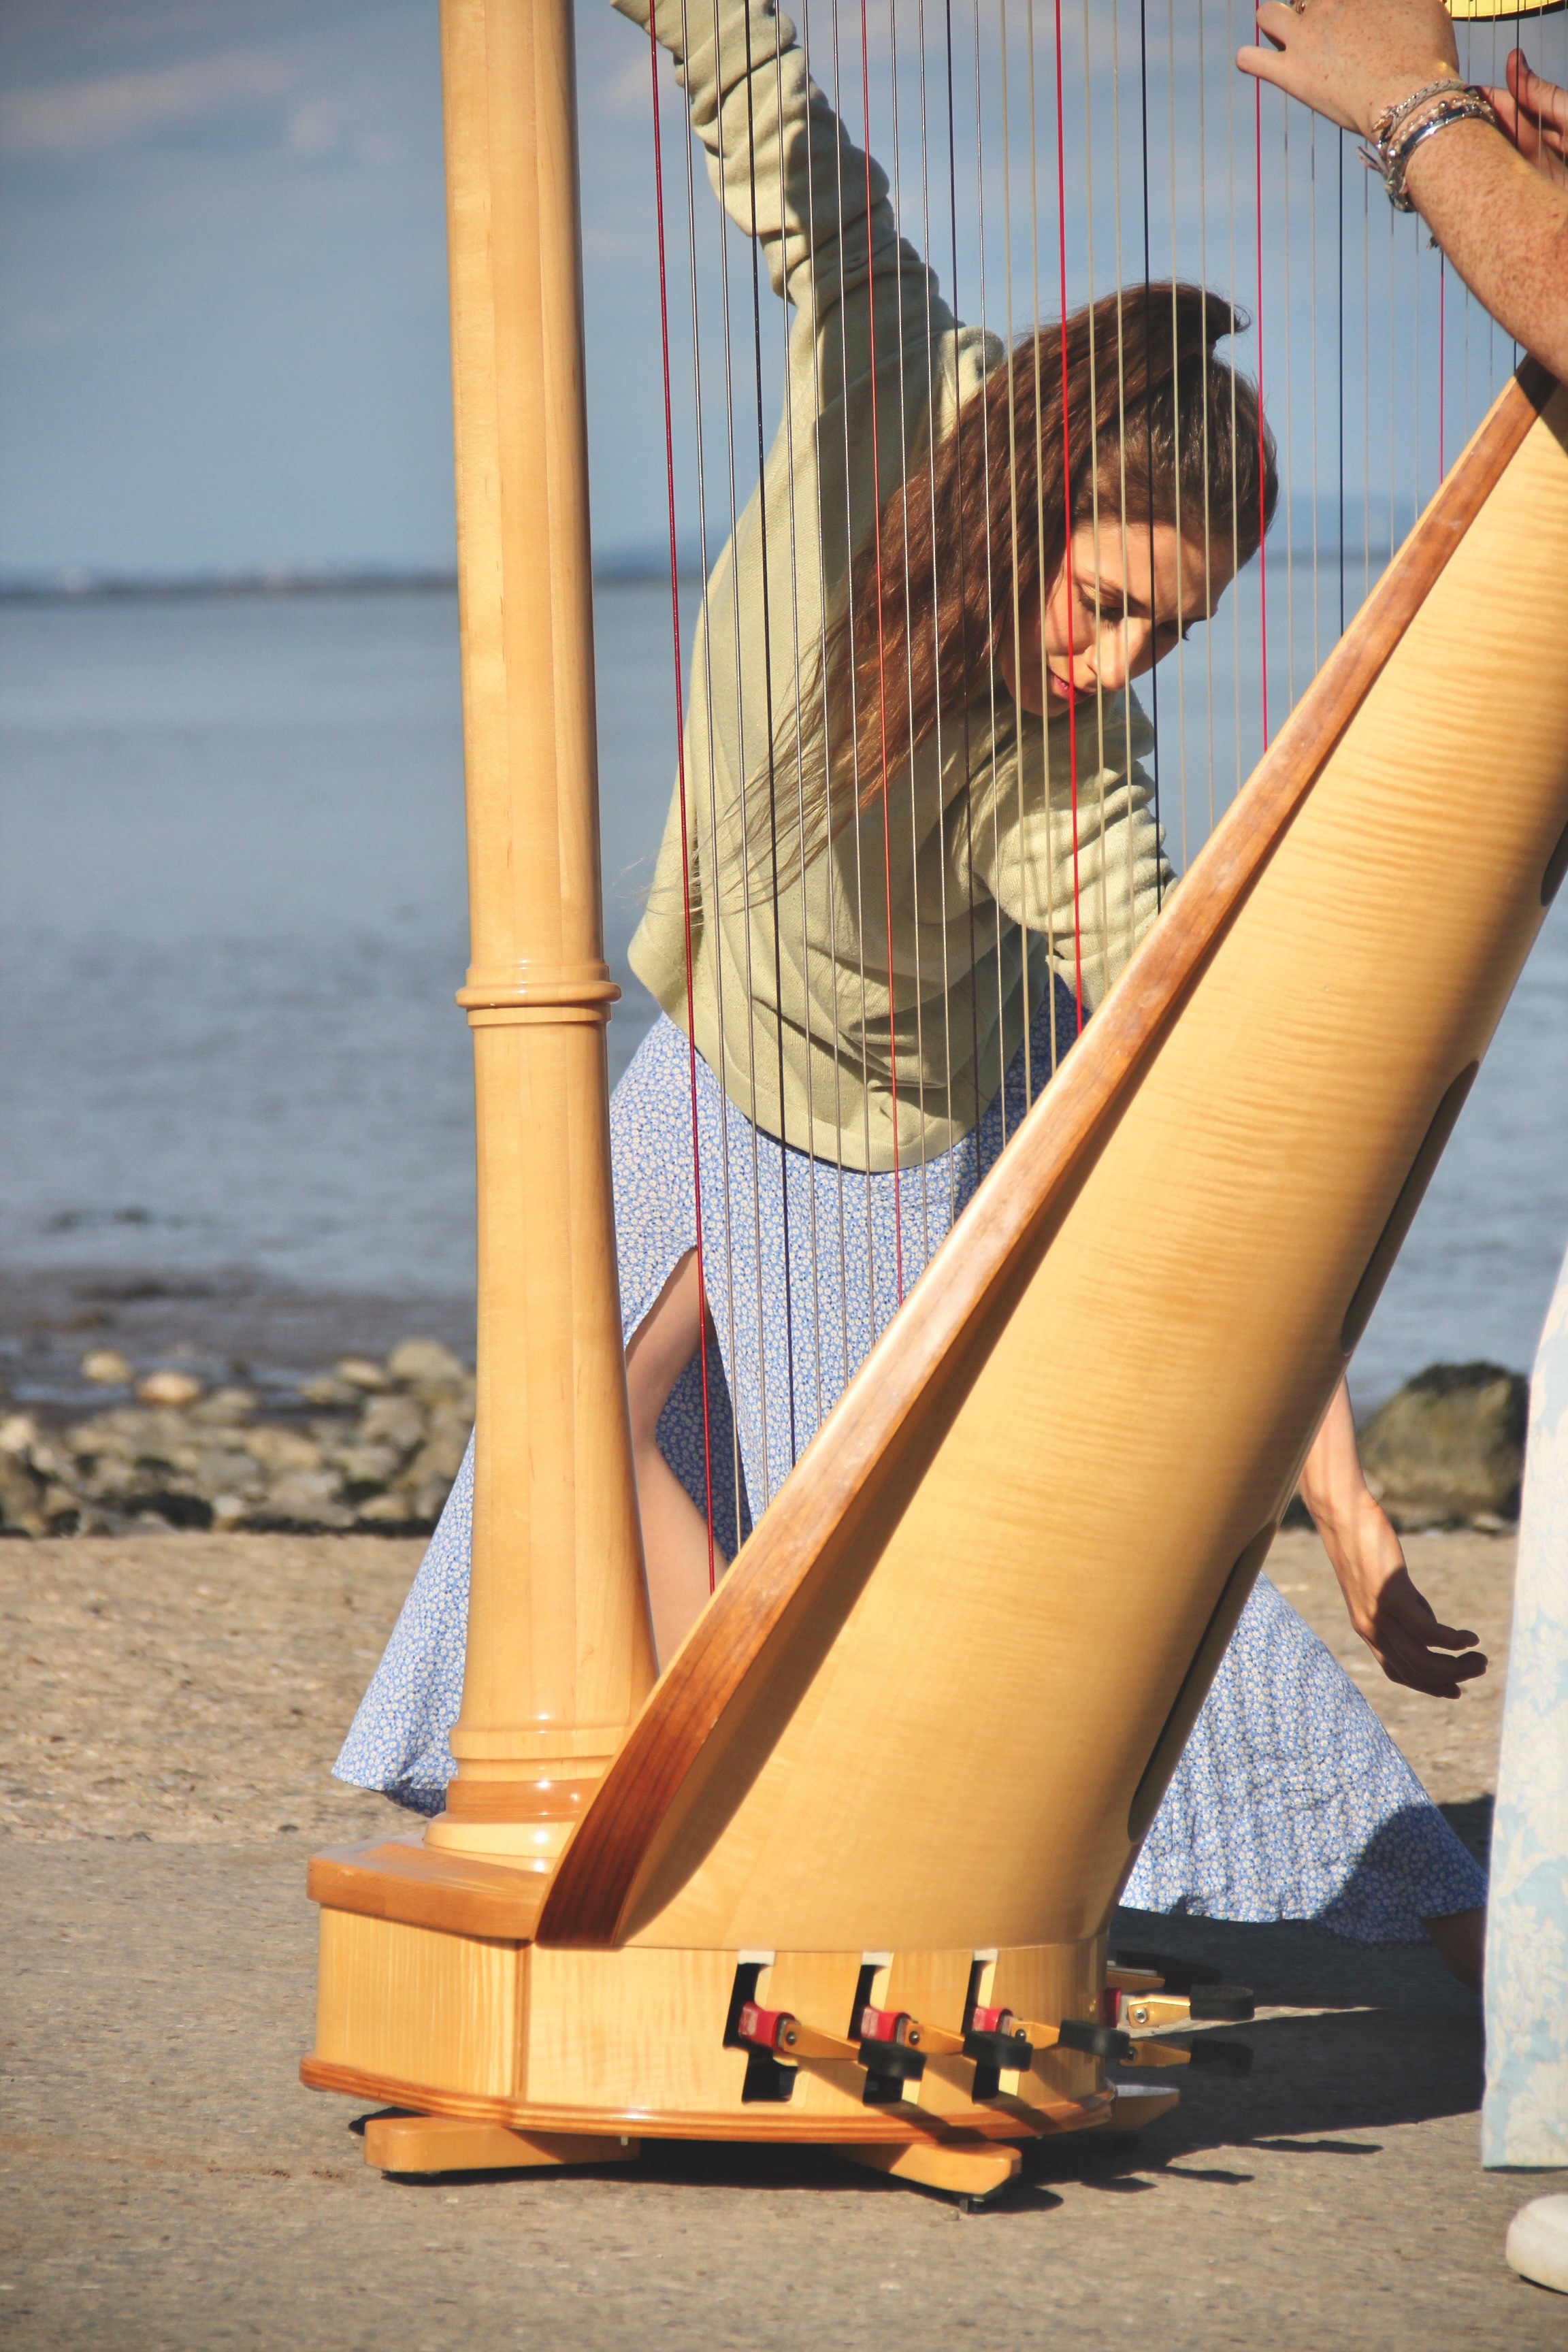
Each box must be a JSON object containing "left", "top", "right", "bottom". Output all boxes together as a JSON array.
[{"left": 303, "top": 0, "right": 1568, "bottom": 2191}]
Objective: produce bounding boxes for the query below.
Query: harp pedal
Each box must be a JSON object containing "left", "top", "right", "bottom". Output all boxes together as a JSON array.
[
  {"left": 1115, "top": 2036, "right": 1254, "bottom": 2078},
  {"left": 729, "top": 1987, "right": 929, "bottom": 2106},
  {"left": 1106, "top": 1952, "right": 1254, "bottom": 2022},
  {"left": 723, "top": 1962, "right": 797, "bottom": 2102},
  {"left": 1107, "top": 1985, "right": 1255, "bottom": 2028}
]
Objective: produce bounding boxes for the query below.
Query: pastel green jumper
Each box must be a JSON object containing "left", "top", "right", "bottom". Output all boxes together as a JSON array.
[{"left": 617, "top": 0, "right": 1171, "bottom": 1170}]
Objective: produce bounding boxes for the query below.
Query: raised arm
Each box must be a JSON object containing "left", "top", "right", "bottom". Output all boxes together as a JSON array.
[
  {"left": 612, "top": 0, "right": 950, "bottom": 346},
  {"left": 1238, "top": 1, "right": 1568, "bottom": 383}
]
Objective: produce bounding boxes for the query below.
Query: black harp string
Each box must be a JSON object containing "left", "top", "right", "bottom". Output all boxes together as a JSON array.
[
  {"left": 704, "top": 0, "right": 777, "bottom": 1514},
  {"left": 1138, "top": 0, "right": 1163, "bottom": 916},
  {"left": 1083, "top": 0, "right": 1113, "bottom": 1017},
  {"left": 1112, "top": 0, "right": 1137, "bottom": 1008},
  {"left": 738, "top": 0, "right": 800, "bottom": 1476},
  {"left": 824, "top": 0, "right": 879, "bottom": 1341},
  {"left": 794, "top": 0, "right": 858, "bottom": 1415},
  {"left": 1029, "top": 0, "right": 1062, "bottom": 1085},
  {"left": 770, "top": 3, "right": 826, "bottom": 1435},
  {"left": 677, "top": 0, "right": 749, "bottom": 1556},
  {"left": 942, "top": 0, "right": 982, "bottom": 1171},
  {"left": 971, "top": 0, "right": 1009, "bottom": 1156},
  {"left": 885, "top": 0, "right": 935, "bottom": 1269},
  {"left": 914, "top": 0, "right": 962, "bottom": 1244},
  {"left": 1000, "top": 0, "right": 1029, "bottom": 1123},
  {"left": 1166, "top": 0, "right": 1188, "bottom": 880}
]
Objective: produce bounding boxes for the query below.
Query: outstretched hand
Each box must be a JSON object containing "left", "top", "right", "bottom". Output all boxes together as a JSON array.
[
  {"left": 1237, "top": 0, "right": 1461, "bottom": 140},
  {"left": 1486, "top": 50, "right": 1568, "bottom": 188},
  {"left": 1313, "top": 1489, "right": 1488, "bottom": 1700}
]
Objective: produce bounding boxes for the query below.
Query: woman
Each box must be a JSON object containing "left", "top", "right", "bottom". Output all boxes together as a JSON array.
[{"left": 339, "top": 0, "right": 1486, "bottom": 1980}]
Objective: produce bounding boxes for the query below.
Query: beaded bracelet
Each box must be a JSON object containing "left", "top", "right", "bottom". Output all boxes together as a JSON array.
[{"left": 1360, "top": 84, "right": 1501, "bottom": 214}]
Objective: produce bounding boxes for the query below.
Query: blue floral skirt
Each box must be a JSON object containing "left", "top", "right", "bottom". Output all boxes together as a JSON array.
[{"left": 338, "top": 985, "right": 1484, "bottom": 1942}]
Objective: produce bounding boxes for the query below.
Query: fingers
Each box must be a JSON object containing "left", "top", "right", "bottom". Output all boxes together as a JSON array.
[
  {"left": 1238, "top": 4, "right": 1299, "bottom": 77},
  {"left": 1237, "top": 44, "right": 1288, "bottom": 85},
  {"left": 1511, "top": 50, "right": 1568, "bottom": 136},
  {"left": 1376, "top": 1637, "right": 1488, "bottom": 1700},
  {"left": 1422, "top": 1620, "right": 1481, "bottom": 1652}
]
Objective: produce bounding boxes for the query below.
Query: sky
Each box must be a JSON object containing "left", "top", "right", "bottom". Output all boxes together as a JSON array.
[
  {"left": 0, "top": 0, "right": 674, "bottom": 577},
  {"left": 1, "top": 0, "right": 1534, "bottom": 581}
]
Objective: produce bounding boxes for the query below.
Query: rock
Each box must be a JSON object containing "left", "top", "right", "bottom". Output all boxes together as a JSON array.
[
  {"left": 1360, "top": 1361, "right": 1528, "bottom": 1529},
  {"left": 299, "top": 1375, "right": 361, "bottom": 1411},
  {"left": 195, "top": 1448, "right": 265, "bottom": 1499},
  {"left": 136, "top": 1370, "right": 203, "bottom": 1409},
  {"left": 407, "top": 1419, "right": 470, "bottom": 1489},
  {"left": 356, "top": 1491, "right": 417, "bottom": 1525},
  {"left": 0, "top": 1450, "right": 47, "bottom": 1535},
  {"left": 189, "top": 1388, "right": 258, "bottom": 1426},
  {"left": 336, "top": 1356, "right": 391, "bottom": 1392},
  {"left": 80, "top": 1350, "right": 133, "bottom": 1386},
  {"left": 256, "top": 1469, "right": 353, "bottom": 1530},
  {"left": 357, "top": 1394, "right": 427, "bottom": 1456},
  {"left": 330, "top": 1441, "right": 403, "bottom": 1494},
  {"left": 242, "top": 1427, "right": 324, "bottom": 1475},
  {"left": 408, "top": 1476, "right": 455, "bottom": 1526},
  {"left": 387, "top": 1338, "right": 468, "bottom": 1391},
  {"left": 0, "top": 1414, "right": 39, "bottom": 1456}
]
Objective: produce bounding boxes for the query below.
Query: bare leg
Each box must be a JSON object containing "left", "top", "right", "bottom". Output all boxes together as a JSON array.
[
  {"left": 625, "top": 1250, "right": 728, "bottom": 1667},
  {"left": 1423, "top": 1906, "right": 1484, "bottom": 1991}
]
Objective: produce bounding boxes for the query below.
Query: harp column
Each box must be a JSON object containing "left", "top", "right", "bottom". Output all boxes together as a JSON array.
[{"left": 425, "top": 0, "right": 657, "bottom": 1864}]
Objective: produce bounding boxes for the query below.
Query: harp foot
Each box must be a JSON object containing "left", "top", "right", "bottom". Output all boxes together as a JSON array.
[
  {"left": 362, "top": 2114, "right": 641, "bottom": 2176},
  {"left": 836, "top": 2134, "right": 1023, "bottom": 2205},
  {"left": 1103, "top": 2082, "right": 1182, "bottom": 2134}
]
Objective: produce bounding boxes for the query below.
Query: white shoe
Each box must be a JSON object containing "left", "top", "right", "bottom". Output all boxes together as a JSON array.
[{"left": 1506, "top": 2195, "right": 1568, "bottom": 2294}]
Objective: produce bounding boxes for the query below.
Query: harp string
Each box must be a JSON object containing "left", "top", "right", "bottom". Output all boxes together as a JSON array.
[
  {"left": 858, "top": 0, "right": 907, "bottom": 1301},
  {"left": 636, "top": 0, "right": 1541, "bottom": 1578},
  {"left": 1137, "top": 0, "right": 1163, "bottom": 915},
  {"left": 1052, "top": 0, "right": 1085, "bottom": 1031},
  {"left": 737, "top": 0, "right": 800, "bottom": 1472},
  {"left": 683, "top": 0, "right": 749, "bottom": 1549},
  {"left": 647, "top": 0, "right": 718, "bottom": 1588}
]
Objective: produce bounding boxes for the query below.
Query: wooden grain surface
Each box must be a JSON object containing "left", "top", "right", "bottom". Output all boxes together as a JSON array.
[{"left": 537, "top": 364, "right": 1566, "bottom": 1957}]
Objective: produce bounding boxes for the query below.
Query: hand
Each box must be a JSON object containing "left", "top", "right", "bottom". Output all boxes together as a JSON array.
[
  {"left": 1237, "top": 0, "right": 1460, "bottom": 142},
  {"left": 1484, "top": 50, "right": 1568, "bottom": 189},
  {"left": 1315, "top": 1488, "right": 1488, "bottom": 1700}
]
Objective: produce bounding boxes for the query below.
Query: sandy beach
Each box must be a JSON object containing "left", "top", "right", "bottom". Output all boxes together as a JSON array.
[{"left": 5, "top": 1521, "right": 1563, "bottom": 2350}]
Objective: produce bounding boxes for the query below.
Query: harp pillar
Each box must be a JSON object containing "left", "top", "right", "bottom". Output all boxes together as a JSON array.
[{"left": 424, "top": 0, "right": 657, "bottom": 1864}]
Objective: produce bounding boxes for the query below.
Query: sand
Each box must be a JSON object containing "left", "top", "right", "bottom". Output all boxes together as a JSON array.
[{"left": 3, "top": 1524, "right": 1563, "bottom": 2351}]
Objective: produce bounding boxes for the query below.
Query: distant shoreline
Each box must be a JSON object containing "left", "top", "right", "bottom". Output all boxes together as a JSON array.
[{"left": 0, "top": 555, "right": 704, "bottom": 602}]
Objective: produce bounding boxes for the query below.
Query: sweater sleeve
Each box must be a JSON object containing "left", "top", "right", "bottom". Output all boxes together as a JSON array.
[
  {"left": 612, "top": 0, "right": 951, "bottom": 350},
  {"left": 958, "top": 695, "right": 1175, "bottom": 1013}
]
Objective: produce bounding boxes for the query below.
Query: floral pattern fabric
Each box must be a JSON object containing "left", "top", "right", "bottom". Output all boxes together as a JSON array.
[
  {"left": 1484, "top": 1245, "right": 1568, "bottom": 2168},
  {"left": 337, "top": 1002, "right": 1484, "bottom": 1942}
]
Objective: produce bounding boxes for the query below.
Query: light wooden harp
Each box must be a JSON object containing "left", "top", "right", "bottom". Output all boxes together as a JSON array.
[{"left": 303, "top": 0, "right": 1568, "bottom": 2198}]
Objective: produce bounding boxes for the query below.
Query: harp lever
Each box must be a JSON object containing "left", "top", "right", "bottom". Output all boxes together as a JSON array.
[{"left": 1107, "top": 1984, "right": 1256, "bottom": 2027}]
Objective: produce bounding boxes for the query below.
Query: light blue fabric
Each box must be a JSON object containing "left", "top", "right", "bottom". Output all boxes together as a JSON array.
[
  {"left": 337, "top": 1001, "right": 1484, "bottom": 1942},
  {"left": 1484, "top": 1243, "right": 1568, "bottom": 2167}
]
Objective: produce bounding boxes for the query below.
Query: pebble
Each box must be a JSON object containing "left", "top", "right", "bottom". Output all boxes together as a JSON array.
[
  {"left": 136, "top": 1370, "right": 204, "bottom": 1408},
  {"left": 0, "top": 1334, "right": 475, "bottom": 1539},
  {"left": 80, "top": 1350, "right": 133, "bottom": 1386},
  {"left": 387, "top": 1337, "right": 468, "bottom": 1389}
]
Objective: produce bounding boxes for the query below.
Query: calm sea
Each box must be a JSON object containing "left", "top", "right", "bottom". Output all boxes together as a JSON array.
[{"left": 2, "top": 584, "right": 1563, "bottom": 1406}]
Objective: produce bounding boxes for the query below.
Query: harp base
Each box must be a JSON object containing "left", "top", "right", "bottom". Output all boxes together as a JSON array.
[{"left": 302, "top": 1838, "right": 1177, "bottom": 2199}]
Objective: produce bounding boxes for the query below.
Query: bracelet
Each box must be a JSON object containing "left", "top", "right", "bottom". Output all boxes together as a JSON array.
[
  {"left": 1360, "top": 86, "right": 1500, "bottom": 214},
  {"left": 1368, "top": 78, "right": 1461, "bottom": 149}
]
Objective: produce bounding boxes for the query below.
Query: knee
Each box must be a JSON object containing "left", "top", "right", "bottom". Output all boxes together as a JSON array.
[{"left": 625, "top": 1251, "right": 704, "bottom": 1451}]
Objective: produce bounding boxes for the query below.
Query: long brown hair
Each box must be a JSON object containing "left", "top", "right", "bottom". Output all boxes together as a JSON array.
[{"left": 777, "top": 281, "right": 1277, "bottom": 870}]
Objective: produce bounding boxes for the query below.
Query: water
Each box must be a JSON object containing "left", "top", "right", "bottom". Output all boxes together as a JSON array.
[{"left": 2, "top": 586, "right": 1564, "bottom": 1405}]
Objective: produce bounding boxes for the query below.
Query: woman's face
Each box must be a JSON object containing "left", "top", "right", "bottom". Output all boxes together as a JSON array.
[{"left": 1000, "top": 519, "right": 1236, "bottom": 715}]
